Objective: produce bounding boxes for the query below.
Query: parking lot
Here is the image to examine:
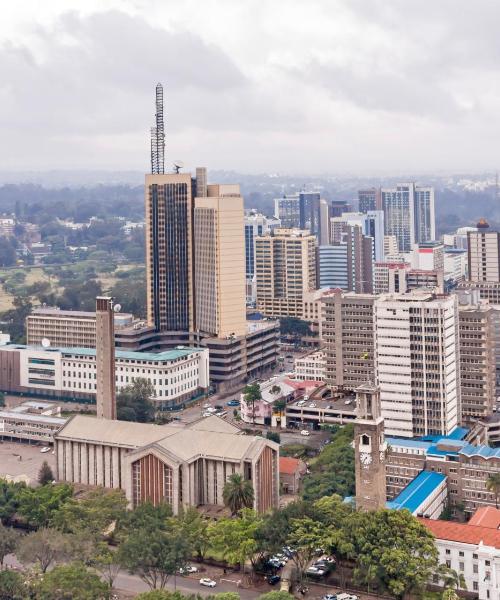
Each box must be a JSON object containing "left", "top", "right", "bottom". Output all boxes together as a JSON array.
[{"left": 0, "top": 441, "right": 56, "bottom": 484}]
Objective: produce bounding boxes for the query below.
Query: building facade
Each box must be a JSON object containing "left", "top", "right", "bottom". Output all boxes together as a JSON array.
[
  {"left": 294, "top": 349, "right": 326, "bottom": 381},
  {"left": 374, "top": 292, "right": 460, "bottom": 438},
  {"left": 358, "top": 188, "right": 381, "bottom": 213},
  {"left": 373, "top": 262, "right": 410, "bottom": 294},
  {"left": 255, "top": 229, "right": 317, "bottom": 319},
  {"left": 274, "top": 195, "right": 300, "bottom": 228},
  {"left": 468, "top": 220, "right": 500, "bottom": 283},
  {"left": 55, "top": 415, "right": 279, "bottom": 514}
]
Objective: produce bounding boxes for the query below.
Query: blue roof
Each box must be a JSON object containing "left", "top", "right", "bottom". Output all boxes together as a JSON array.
[
  {"left": 387, "top": 471, "right": 447, "bottom": 514},
  {"left": 447, "top": 427, "right": 469, "bottom": 440},
  {"left": 460, "top": 444, "right": 500, "bottom": 460},
  {"left": 386, "top": 437, "right": 432, "bottom": 450}
]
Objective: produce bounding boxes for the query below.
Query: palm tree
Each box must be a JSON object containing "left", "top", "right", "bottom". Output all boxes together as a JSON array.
[
  {"left": 222, "top": 473, "right": 254, "bottom": 515},
  {"left": 486, "top": 473, "right": 500, "bottom": 508}
]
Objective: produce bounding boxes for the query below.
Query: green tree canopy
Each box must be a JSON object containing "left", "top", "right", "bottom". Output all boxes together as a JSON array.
[
  {"left": 0, "top": 523, "right": 19, "bottom": 568},
  {"left": 209, "top": 509, "right": 262, "bottom": 570},
  {"left": 32, "top": 562, "right": 110, "bottom": 600},
  {"left": 0, "top": 479, "right": 25, "bottom": 525},
  {"left": 258, "top": 592, "right": 295, "bottom": 600},
  {"left": 16, "top": 527, "right": 72, "bottom": 573},
  {"left": 117, "top": 378, "right": 155, "bottom": 423},
  {"left": 0, "top": 570, "right": 26, "bottom": 600},
  {"left": 38, "top": 460, "right": 54, "bottom": 485},
  {"left": 16, "top": 482, "right": 73, "bottom": 528}
]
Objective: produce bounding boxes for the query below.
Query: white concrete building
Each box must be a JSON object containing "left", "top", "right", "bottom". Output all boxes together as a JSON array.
[
  {"left": 444, "top": 248, "right": 468, "bottom": 283},
  {"left": 0, "top": 344, "right": 209, "bottom": 409},
  {"left": 373, "top": 262, "right": 410, "bottom": 294},
  {"left": 374, "top": 291, "right": 460, "bottom": 438},
  {"left": 412, "top": 242, "right": 444, "bottom": 272},
  {"left": 294, "top": 350, "right": 326, "bottom": 381},
  {"left": 422, "top": 516, "right": 500, "bottom": 600},
  {"left": 0, "top": 401, "right": 66, "bottom": 443}
]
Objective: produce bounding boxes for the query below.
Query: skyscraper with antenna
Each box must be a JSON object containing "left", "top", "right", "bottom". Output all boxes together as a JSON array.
[{"left": 150, "top": 83, "right": 165, "bottom": 174}]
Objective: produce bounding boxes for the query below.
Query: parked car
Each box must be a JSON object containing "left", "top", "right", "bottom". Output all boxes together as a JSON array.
[
  {"left": 199, "top": 578, "right": 217, "bottom": 588},
  {"left": 322, "top": 595, "right": 337, "bottom": 600},
  {"left": 226, "top": 399, "right": 240, "bottom": 407},
  {"left": 300, "top": 430, "right": 310, "bottom": 437},
  {"left": 267, "top": 575, "right": 281, "bottom": 585},
  {"left": 306, "top": 566, "right": 327, "bottom": 577},
  {"left": 336, "top": 594, "right": 358, "bottom": 600},
  {"left": 40, "top": 447, "right": 51, "bottom": 453},
  {"left": 309, "top": 402, "right": 317, "bottom": 408},
  {"left": 214, "top": 404, "right": 223, "bottom": 410},
  {"left": 179, "top": 565, "right": 198, "bottom": 574}
]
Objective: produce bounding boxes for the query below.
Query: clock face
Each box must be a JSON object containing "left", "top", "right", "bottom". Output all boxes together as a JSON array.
[{"left": 360, "top": 452, "right": 372, "bottom": 466}]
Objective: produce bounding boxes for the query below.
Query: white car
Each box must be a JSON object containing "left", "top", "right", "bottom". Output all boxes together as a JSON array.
[
  {"left": 40, "top": 446, "right": 51, "bottom": 453},
  {"left": 203, "top": 403, "right": 211, "bottom": 409},
  {"left": 309, "top": 402, "right": 317, "bottom": 408},
  {"left": 179, "top": 565, "right": 198, "bottom": 574},
  {"left": 200, "top": 578, "right": 217, "bottom": 588},
  {"left": 336, "top": 594, "right": 358, "bottom": 600},
  {"left": 300, "top": 430, "right": 310, "bottom": 437}
]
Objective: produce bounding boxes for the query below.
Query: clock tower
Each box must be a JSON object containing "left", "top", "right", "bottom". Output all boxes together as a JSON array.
[{"left": 354, "top": 383, "right": 387, "bottom": 511}]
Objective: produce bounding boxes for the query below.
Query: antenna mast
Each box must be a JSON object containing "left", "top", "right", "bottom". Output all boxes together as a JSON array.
[{"left": 151, "top": 83, "right": 165, "bottom": 175}]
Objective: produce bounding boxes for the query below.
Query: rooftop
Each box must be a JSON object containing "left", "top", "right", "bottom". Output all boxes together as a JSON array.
[
  {"left": 419, "top": 518, "right": 500, "bottom": 549},
  {"left": 30, "top": 307, "right": 133, "bottom": 320},
  {"left": 279, "top": 456, "right": 305, "bottom": 475},
  {"left": 387, "top": 471, "right": 446, "bottom": 514},
  {"left": 0, "top": 411, "right": 66, "bottom": 426},
  {"left": 468, "top": 506, "right": 500, "bottom": 530}
]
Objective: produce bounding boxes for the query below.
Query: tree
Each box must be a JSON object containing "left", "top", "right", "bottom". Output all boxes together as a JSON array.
[
  {"left": 442, "top": 589, "right": 459, "bottom": 600},
  {"left": 117, "top": 378, "right": 155, "bottom": 423},
  {"left": 258, "top": 593, "right": 295, "bottom": 600},
  {"left": 486, "top": 473, "right": 500, "bottom": 508},
  {"left": 16, "top": 482, "right": 73, "bottom": 528},
  {"left": 266, "top": 431, "right": 280, "bottom": 444},
  {"left": 0, "top": 570, "right": 26, "bottom": 600},
  {"left": 135, "top": 592, "right": 191, "bottom": 600},
  {"left": 286, "top": 516, "right": 326, "bottom": 582},
  {"left": 0, "top": 296, "right": 32, "bottom": 342},
  {"left": 209, "top": 509, "right": 262, "bottom": 572},
  {"left": 52, "top": 487, "right": 127, "bottom": 538},
  {"left": 0, "top": 523, "right": 19, "bottom": 569},
  {"left": 301, "top": 424, "right": 355, "bottom": 501},
  {"left": 0, "top": 479, "right": 25, "bottom": 525},
  {"left": 279, "top": 317, "right": 311, "bottom": 341},
  {"left": 177, "top": 506, "right": 211, "bottom": 560},
  {"left": 436, "top": 564, "right": 467, "bottom": 591},
  {"left": 345, "top": 509, "right": 438, "bottom": 598},
  {"left": 91, "top": 542, "right": 122, "bottom": 589},
  {"left": 0, "top": 236, "right": 17, "bottom": 267},
  {"left": 243, "top": 383, "right": 261, "bottom": 425},
  {"left": 223, "top": 473, "right": 254, "bottom": 515},
  {"left": 119, "top": 505, "right": 191, "bottom": 590},
  {"left": 32, "top": 562, "right": 110, "bottom": 600},
  {"left": 38, "top": 461, "right": 54, "bottom": 485},
  {"left": 17, "top": 527, "right": 71, "bottom": 573}
]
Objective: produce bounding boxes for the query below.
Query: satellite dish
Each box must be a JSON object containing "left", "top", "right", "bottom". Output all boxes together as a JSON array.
[
  {"left": 173, "top": 160, "right": 184, "bottom": 174},
  {"left": 41, "top": 338, "right": 51, "bottom": 348},
  {"left": 113, "top": 303, "right": 122, "bottom": 313}
]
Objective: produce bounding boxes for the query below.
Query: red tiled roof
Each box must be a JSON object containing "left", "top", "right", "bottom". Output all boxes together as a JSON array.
[
  {"left": 468, "top": 506, "right": 500, "bottom": 529},
  {"left": 279, "top": 457, "right": 304, "bottom": 475},
  {"left": 418, "top": 518, "right": 500, "bottom": 549}
]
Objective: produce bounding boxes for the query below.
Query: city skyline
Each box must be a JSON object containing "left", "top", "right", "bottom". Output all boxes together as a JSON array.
[{"left": 2, "top": 1, "right": 500, "bottom": 173}]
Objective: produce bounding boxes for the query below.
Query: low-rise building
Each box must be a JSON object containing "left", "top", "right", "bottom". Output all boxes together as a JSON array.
[
  {"left": 240, "top": 375, "right": 297, "bottom": 426},
  {"left": 0, "top": 401, "right": 66, "bottom": 443},
  {"left": 386, "top": 470, "right": 447, "bottom": 519},
  {"left": 279, "top": 457, "right": 307, "bottom": 495},
  {"left": 55, "top": 414, "right": 279, "bottom": 514},
  {"left": 0, "top": 344, "right": 209, "bottom": 410},
  {"left": 294, "top": 350, "right": 326, "bottom": 381},
  {"left": 420, "top": 515, "right": 500, "bottom": 600}
]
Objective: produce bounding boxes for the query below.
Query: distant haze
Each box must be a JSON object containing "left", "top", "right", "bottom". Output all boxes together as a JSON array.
[{"left": 2, "top": 1, "right": 500, "bottom": 173}]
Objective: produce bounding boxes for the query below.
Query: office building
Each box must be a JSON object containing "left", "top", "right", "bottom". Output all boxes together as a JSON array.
[
  {"left": 443, "top": 248, "right": 467, "bottom": 284},
  {"left": 382, "top": 183, "right": 435, "bottom": 252},
  {"left": 331, "top": 211, "right": 384, "bottom": 261},
  {"left": 412, "top": 242, "right": 444, "bottom": 272},
  {"left": 383, "top": 235, "right": 399, "bottom": 257},
  {"left": 374, "top": 291, "right": 459, "bottom": 438},
  {"left": 274, "top": 194, "right": 300, "bottom": 228},
  {"left": 320, "top": 224, "right": 374, "bottom": 293},
  {"left": 194, "top": 185, "right": 246, "bottom": 339},
  {"left": 321, "top": 290, "right": 376, "bottom": 392},
  {"left": 443, "top": 226, "right": 477, "bottom": 250},
  {"left": 456, "top": 289, "right": 496, "bottom": 425},
  {"left": 467, "top": 219, "right": 500, "bottom": 283},
  {"left": 373, "top": 262, "right": 410, "bottom": 294},
  {"left": 255, "top": 229, "right": 317, "bottom": 319},
  {"left": 55, "top": 415, "right": 279, "bottom": 514},
  {"left": 0, "top": 401, "right": 66, "bottom": 444},
  {"left": 26, "top": 307, "right": 137, "bottom": 348},
  {"left": 406, "top": 269, "right": 444, "bottom": 293},
  {"left": 299, "top": 191, "right": 321, "bottom": 234},
  {"left": 145, "top": 172, "right": 196, "bottom": 334},
  {"left": 329, "top": 200, "right": 352, "bottom": 217},
  {"left": 294, "top": 349, "right": 326, "bottom": 381},
  {"left": 244, "top": 212, "right": 281, "bottom": 303},
  {"left": 358, "top": 188, "right": 381, "bottom": 213},
  {"left": 0, "top": 343, "right": 209, "bottom": 410}
]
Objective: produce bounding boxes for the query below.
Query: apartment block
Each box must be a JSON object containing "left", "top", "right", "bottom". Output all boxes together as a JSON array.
[
  {"left": 255, "top": 229, "right": 317, "bottom": 319},
  {"left": 374, "top": 291, "right": 460, "bottom": 438}
]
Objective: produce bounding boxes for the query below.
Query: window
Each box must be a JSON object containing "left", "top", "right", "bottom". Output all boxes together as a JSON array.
[
  {"left": 473, "top": 582, "right": 478, "bottom": 592},
  {"left": 445, "top": 549, "right": 451, "bottom": 555}
]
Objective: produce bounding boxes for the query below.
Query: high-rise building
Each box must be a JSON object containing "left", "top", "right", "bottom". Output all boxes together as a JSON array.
[
  {"left": 299, "top": 191, "right": 321, "bottom": 234},
  {"left": 358, "top": 188, "right": 381, "bottom": 213},
  {"left": 274, "top": 194, "right": 300, "bottom": 228},
  {"left": 320, "top": 224, "right": 373, "bottom": 293},
  {"left": 145, "top": 172, "right": 196, "bottom": 333},
  {"left": 467, "top": 219, "right": 500, "bottom": 283},
  {"left": 374, "top": 291, "right": 460, "bottom": 438},
  {"left": 244, "top": 212, "right": 281, "bottom": 303},
  {"left": 383, "top": 235, "right": 399, "bottom": 258},
  {"left": 255, "top": 229, "right": 317, "bottom": 319},
  {"left": 194, "top": 185, "right": 246, "bottom": 338},
  {"left": 331, "top": 211, "right": 384, "bottom": 261},
  {"left": 321, "top": 290, "right": 376, "bottom": 391},
  {"left": 455, "top": 289, "right": 496, "bottom": 425},
  {"left": 329, "top": 200, "right": 352, "bottom": 217},
  {"left": 382, "top": 183, "right": 435, "bottom": 252},
  {"left": 95, "top": 297, "right": 116, "bottom": 420}
]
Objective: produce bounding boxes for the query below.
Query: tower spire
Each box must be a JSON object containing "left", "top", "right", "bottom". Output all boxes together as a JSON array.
[{"left": 151, "top": 83, "right": 165, "bottom": 174}]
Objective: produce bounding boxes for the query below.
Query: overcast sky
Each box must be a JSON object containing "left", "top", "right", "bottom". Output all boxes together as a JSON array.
[{"left": 2, "top": 0, "right": 500, "bottom": 175}]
